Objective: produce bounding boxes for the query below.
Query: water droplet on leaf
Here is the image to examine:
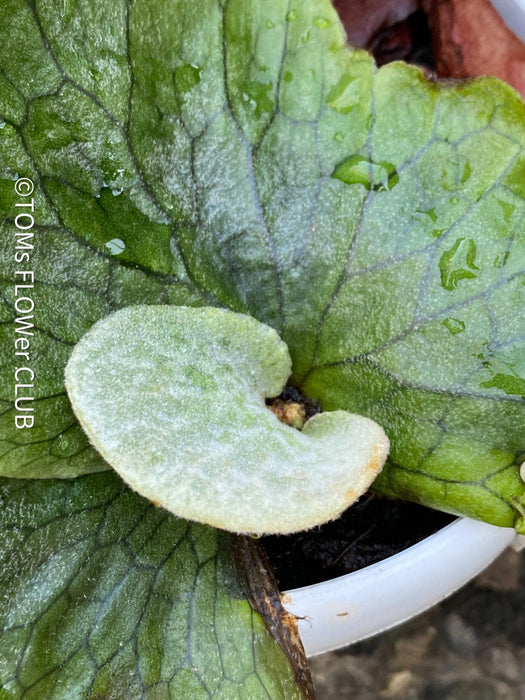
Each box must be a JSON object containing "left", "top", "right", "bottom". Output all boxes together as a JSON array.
[
  {"left": 314, "top": 16, "right": 331, "bottom": 28},
  {"left": 105, "top": 238, "right": 126, "bottom": 255},
  {"left": 439, "top": 237, "right": 479, "bottom": 291},
  {"left": 502, "top": 156, "right": 525, "bottom": 198},
  {"left": 240, "top": 80, "right": 274, "bottom": 117},
  {"left": 413, "top": 207, "right": 447, "bottom": 238},
  {"left": 175, "top": 63, "right": 202, "bottom": 95},
  {"left": 326, "top": 74, "right": 361, "bottom": 114},
  {"left": 90, "top": 69, "right": 103, "bottom": 84},
  {"left": 493, "top": 251, "right": 510, "bottom": 268},
  {"left": 51, "top": 433, "right": 73, "bottom": 455},
  {"left": 441, "top": 154, "right": 471, "bottom": 191},
  {"left": 496, "top": 198, "right": 516, "bottom": 223},
  {"left": 332, "top": 155, "right": 398, "bottom": 192},
  {"left": 443, "top": 317, "right": 465, "bottom": 335},
  {"left": 480, "top": 373, "right": 525, "bottom": 397}
]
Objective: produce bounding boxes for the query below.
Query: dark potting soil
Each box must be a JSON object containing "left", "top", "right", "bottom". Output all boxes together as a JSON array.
[{"left": 262, "top": 495, "right": 456, "bottom": 590}]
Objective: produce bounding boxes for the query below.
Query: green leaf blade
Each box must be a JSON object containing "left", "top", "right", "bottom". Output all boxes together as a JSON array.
[
  {"left": 0, "top": 0, "right": 523, "bottom": 525},
  {"left": 0, "top": 474, "right": 304, "bottom": 699}
]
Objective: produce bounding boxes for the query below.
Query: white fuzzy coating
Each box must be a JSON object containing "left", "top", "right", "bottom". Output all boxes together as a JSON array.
[{"left": 65, "top": 305, "right": 389, "bottom": 534}]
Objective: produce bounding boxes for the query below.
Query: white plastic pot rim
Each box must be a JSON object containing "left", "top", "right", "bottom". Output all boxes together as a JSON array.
[
  {"left": 282, "top": 517, "right": 516, "bottom": 657},
  {"left": 490, "top": 0, "right": 525, "bottom": 43}
]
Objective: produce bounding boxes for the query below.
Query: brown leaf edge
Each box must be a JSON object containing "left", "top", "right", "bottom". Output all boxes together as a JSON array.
[{"left": 229, "top": 534, "right": 316, "bottom": 699}]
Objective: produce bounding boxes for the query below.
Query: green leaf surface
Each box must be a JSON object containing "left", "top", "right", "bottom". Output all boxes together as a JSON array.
[
  {"left": 65, "top": 305, "right": 388, "bottom": 534},
  {"left": 0, "top": 0, "right": 524, "bottom": 526},
  {"left": 0, "top": 472, "right": 304, "bottom": 699}
]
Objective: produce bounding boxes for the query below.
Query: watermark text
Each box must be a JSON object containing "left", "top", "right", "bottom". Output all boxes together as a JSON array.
[{"left": 13, "top": 177, "right": 36, "bottom": 429}]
